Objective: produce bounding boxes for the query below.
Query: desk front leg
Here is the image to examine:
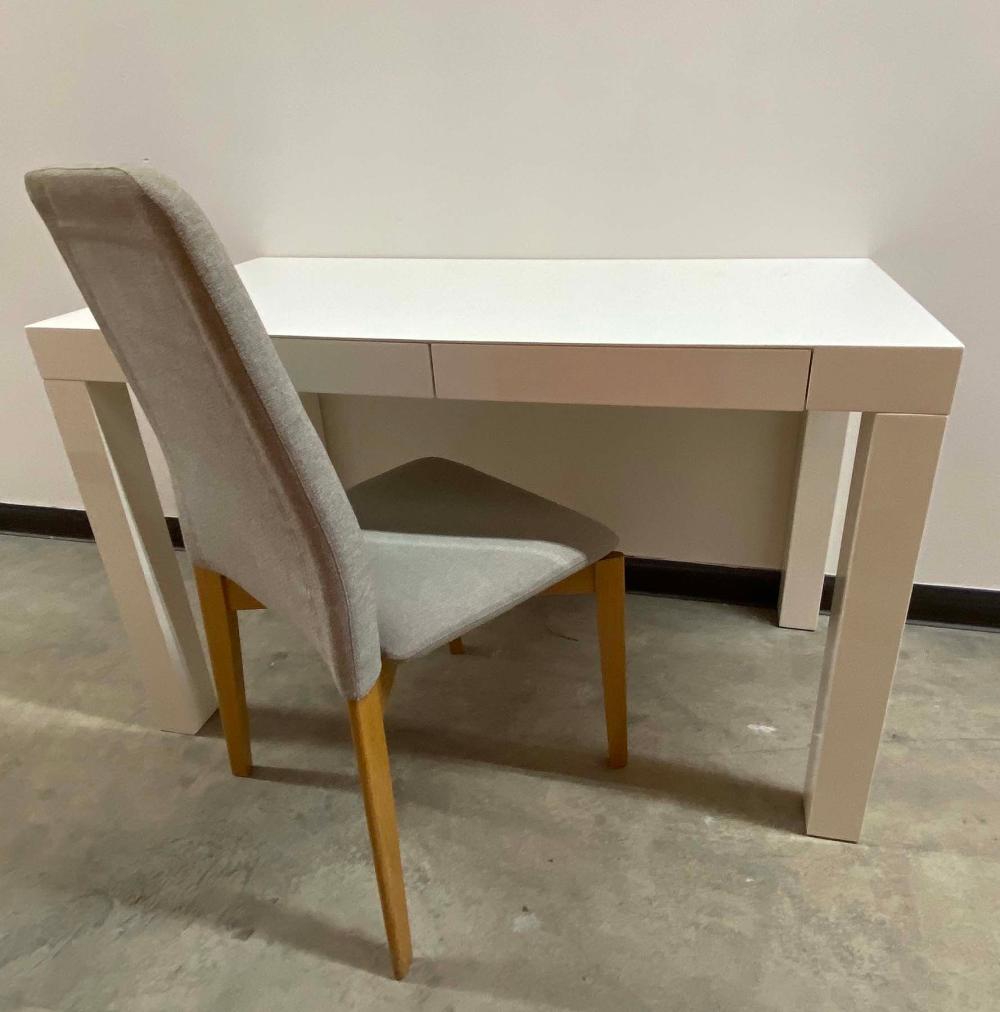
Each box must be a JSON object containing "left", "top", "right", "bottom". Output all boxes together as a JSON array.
[
  {"left": 44, "top": 380, "right": 217, "bottom": 733},
  {"left": 779, "top": 411, "right": 850, "bottom": 630},
  {"left": 805, "top": 412, "right": 946, "bottom": 842}
]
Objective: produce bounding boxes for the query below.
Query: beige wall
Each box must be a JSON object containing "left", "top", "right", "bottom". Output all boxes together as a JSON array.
[{"left": 2, "top": 2, "right": 998, "bottom": 586}]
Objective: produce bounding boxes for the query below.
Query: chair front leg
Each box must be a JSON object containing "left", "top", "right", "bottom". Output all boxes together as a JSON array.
[
  {"left": 194, "top": 567, "right": 251, "bottom": 776},
  {"left": 348, "top": 662, "right": 413, "bottom": 979},
  {"left": 595, "top": 552, "right": 628, "bottom": 769}
]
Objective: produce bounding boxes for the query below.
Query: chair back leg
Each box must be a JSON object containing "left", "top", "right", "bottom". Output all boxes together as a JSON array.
[
  {"left": 194, "top": 566, "right": 252, "bottom": 776},
  {"left": 348, "top": 664, "right": 413, "bottom": 979}
]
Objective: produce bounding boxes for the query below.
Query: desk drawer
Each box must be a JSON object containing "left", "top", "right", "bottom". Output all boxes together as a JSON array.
[
  {"left": 431, "top": 344, "right": 810, "bottom": 411},
  {"left": 276, "top": 338, "right": 434, "bottom": 398}
]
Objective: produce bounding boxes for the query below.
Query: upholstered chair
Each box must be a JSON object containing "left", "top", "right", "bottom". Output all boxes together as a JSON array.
[{"left": 26, "top": 165, "right": 627, "bottom": 980}]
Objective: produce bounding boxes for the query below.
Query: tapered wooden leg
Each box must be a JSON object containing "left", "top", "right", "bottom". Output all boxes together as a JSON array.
[
  {"left": 348, "top": 667, "right": 412, "bottom": 980},
  {"left": 595, "top": 552, "right": 628, "bottom": 769},
  {"left": 448, "top": 638, "right": 465, "bottom": 655},
  {"left": 193, "top": 568, "right": 251, "bottom": 777}
]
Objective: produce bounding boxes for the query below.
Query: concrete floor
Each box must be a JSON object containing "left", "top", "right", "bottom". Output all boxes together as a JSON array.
[{"left": 1, "top": 534, "right": 998, "bottom": 1011}]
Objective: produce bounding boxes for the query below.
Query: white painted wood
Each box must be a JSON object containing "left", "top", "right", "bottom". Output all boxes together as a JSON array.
[
  {"left": 806, "top": 346, "right": 962, "bottom": 415},
  {"left": 279, "top": 338, "right": 433, "bottom": 398},
  {"left": 27, "top": 326, "right": 125, "bottom": 382},
  {"left": 823, "top": 415, "right": 862, "bottom": 574},
  {"left": 805, "top": 412, "right": 947, "bottom": 842},
  {"left": 25, "top": 256, "right": 964, "bottom": 827},
  {"left": 30, "top": 257, "right": 962, "bottom": 351},
  {"left": 431, "top": 344, "right": 811, "bottom": 411},
  {"left": 779, "top": 412, "right": 851, "bottom": 630},
  {"left": 28, "top": 258, "right": 962, "bottom": 416},
  {"left": 27, "top": 327, "right": 435, "bottom": 399},
  {"left": 231, "top": 257, "right": 961, "bottom": 350},
  {"left": 43, "top": 380, "right": 218, "bottom": 733}
]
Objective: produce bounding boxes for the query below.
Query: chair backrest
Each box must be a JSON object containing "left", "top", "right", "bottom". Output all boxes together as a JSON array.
[{"left": 26, "top": 166, "right": 381, "bottom": 699}]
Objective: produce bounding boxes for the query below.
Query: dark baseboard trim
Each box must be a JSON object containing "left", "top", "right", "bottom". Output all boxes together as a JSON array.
[
  {"left": 1, "top": 503, "right": 184, "bottom": 550},
  {"left": 626, "top": 557, "right": 786, "bottom": 609},
  {"left": 905, "top": 582, "right": 1000, "bottom": 629},
  {"left": 625, "top": 557, "right": 999, "bottom": 630},
  {"left": 2, "top": 503, "right": 997, "bottom": 630}
]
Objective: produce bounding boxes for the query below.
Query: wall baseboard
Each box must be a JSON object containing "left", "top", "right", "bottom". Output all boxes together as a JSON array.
[
  {"left": 3, "top": 503, "right": 997, "bottom": 630},
  {"left": 625, "top": 556, "right": 999, "bottom": 630},
  {"left": 1, "top": 503, "right": 184, "bottom": 550}
]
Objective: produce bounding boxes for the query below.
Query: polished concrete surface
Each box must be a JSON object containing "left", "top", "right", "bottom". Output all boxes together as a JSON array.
[{"left": 1, "top": 533, "right": 998, "bottom": 1011}]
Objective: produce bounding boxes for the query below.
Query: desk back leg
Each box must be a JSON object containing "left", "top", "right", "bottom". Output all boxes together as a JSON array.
[
  {"left": 44, "top": 379, "right": 217, "bottom": 733},
  {"left": 805, "top": 412, "right": 946, "bottom": 842},
  {"left": 779, "top": 411, "right": 851, "bottom": 630}
]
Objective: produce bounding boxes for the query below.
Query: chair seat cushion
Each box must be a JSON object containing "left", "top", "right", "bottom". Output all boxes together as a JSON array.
[{"left": 347, "top": 457, "right": 618, "bottom": 659}]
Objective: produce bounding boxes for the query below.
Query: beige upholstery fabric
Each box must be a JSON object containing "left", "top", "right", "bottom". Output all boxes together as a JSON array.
[
  {"left": 26, "top": 166, "right": 381, "bottom": 698},
  {"left": 349, "top": 457, "right": 617, "bottom": 658},
  {"left": 26, "top": 166, "right": 619, "bottom": 692}
]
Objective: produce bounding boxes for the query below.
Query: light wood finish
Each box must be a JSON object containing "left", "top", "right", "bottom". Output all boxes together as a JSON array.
[
  {"left": 779, "top": 411, "right": 851, "bottom": 631},
  {"left": 594, "top": 552, "right": 628, "bottom": 769},
  {"left": 192, "top": 573, "right": 411, "bottom": 976},
  {"left": 42, "top": 379, "right": 216, "bottom": 732},
  {"left": 542, "top": 566, "right": 597, "bottom": 596},
  {"left": 193, "top": 568, "right": 251, "bottom": 777},
  {"left": 447, "top": 557, "right": 628, "bottom": 767},
  {"left": 189, "top": 552, "right": 627, "bottom": 974},
  {"left": 431, "top": 344, "right": 811, "bottom": 412},
  {"left": 225, "top": 582, "right": 265, "bottom": 611},
  {"left": 348, "top": 668, "right": 413, "bottom": 980},
  {"left": 805, "top": 413, "right": 947, "bottom": 841}
]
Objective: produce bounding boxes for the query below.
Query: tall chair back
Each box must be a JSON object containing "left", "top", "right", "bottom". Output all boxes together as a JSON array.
[{"left": 26, "top": 166, "right": 381, "bottom": 698}]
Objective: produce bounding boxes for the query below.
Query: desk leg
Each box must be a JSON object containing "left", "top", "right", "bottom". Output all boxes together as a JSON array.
[
  {"left": 44, "top": 380, "right": 217, "bottom": 733},
  {"left": 805, "top": 412, "right": 945, "bottom": 842},
  {"left": 779, "top": 411, "right": 850, "bottom": 630}
]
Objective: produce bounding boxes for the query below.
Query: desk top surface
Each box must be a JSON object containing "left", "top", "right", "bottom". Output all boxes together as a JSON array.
[{"left": 30, "top": 256, "right": 961, "bottom": 351}]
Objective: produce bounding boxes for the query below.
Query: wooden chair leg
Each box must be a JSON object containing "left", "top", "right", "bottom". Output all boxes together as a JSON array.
[
  {"left": 594, "top": 552, "right": 628, "bottom": 769},
  {"left": 348, "top": 664, "right": 413, "bottom": 980},
  {"left": 448, "top": 637, "right": 465, "bottom": 655},
  {"left": 193, "top": 566, "right": 251, "bottom": 776}
]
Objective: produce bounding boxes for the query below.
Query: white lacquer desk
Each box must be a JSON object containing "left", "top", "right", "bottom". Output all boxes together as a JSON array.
[{"left": 26, "top": 257, "right": 962, "bottom": 842}]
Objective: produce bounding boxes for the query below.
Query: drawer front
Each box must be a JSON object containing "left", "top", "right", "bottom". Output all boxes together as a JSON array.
[
  {"left": 29, "top": 329, "right": 437, "bottom": 400},
  {"left": 432, "top": 344, "right": 810, "bottom": 411},
  {"left": 277, "top": 338, "right": 434, "bottom": 398}
]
